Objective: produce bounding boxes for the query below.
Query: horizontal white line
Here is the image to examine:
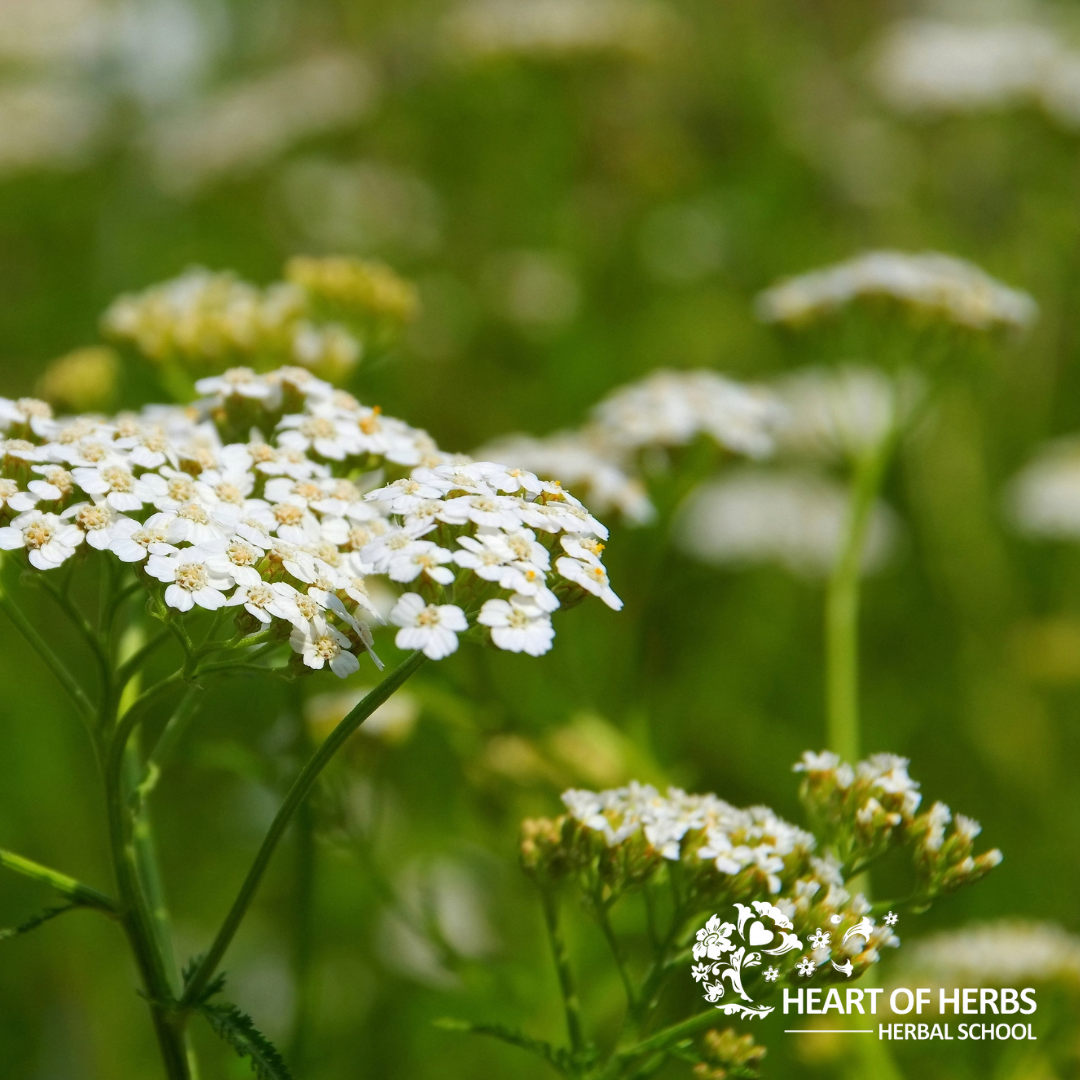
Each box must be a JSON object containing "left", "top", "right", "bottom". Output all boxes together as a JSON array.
[{"left": 784, "top": 1030, "right": 874, "bottom": 1034}]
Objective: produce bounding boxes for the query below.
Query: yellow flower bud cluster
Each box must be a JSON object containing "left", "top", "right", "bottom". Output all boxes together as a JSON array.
[
  {"left": 101, "top": 256, "right": 418, "bottom": 386},
  {"left": 286, "top": 255, "right": 418, "bottom": 326}
]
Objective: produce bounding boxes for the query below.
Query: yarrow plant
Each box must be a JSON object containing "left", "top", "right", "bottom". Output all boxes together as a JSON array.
[
  {"left": 441, "top": 751, "right": 1000, "bottom": 1078},
  {"left": 754, "top": 251, "right": 1036, "bottom": 766},
  {"left": 0, "top": 363, "right": 620, "bottom": 1079}
]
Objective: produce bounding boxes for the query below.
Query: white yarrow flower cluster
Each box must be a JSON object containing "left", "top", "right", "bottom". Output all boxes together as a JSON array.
[
  {"left": 873, "top": 20, "right": 1065, "bottom": 115},
  {"left": 478, "top": 369, "right": 781, "bottom": 526},
  {"left": 756, "top": 250, "right": 1037, "bottom": 332},
  {"left": 562, "top": 781, "right": 815, "bottom": 894},
  {"left": 0, "top": 366, "right": 620, "bottom": 674},
  {"left": 873, "top": 17, "right": 1080, "bottom": 132}
]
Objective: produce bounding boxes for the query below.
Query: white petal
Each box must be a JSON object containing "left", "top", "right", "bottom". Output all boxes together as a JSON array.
[{"left": 164, "top": 584, "right": 194, "bottom": 611}]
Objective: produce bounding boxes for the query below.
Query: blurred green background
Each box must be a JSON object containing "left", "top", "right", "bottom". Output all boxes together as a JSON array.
[{"left": 2, "top": 0, "right": 1079, "bottom": 1077}]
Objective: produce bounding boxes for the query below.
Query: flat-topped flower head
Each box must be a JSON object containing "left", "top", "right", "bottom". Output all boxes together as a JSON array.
[
  {"left": 0, "top": 367, "right": 620, "bottom": 677},
  {"left": 521, "top": 752, "right": 1001, "bottom": 996},
  {"left": 872, "top": 19, "right": 1066, "bottom": 118},
  {"left": 756, "top": 250, "right": 1037, "bottom": 333}
]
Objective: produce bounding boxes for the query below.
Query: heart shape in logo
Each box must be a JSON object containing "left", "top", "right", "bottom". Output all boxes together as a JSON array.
[{"left": 747, "top": 920, "right": 774, "bottom": 947}]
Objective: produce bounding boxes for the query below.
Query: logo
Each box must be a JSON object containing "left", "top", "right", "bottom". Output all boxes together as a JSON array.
[{"left": 690, "top": 904, "right": 894, "bottom": 1020}]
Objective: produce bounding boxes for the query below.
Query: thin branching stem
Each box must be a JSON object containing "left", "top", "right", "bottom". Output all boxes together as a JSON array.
[
  {"left": 180, "top": 650, "right": 429, "bottom": 1008},
  {"left": 0, "top": 586, "right": 96, "bottom": 726},
  {"left": 0, "top": 848, "right": 117, "bottom": 913},
  {"left": 539, "top": 888, "right": 585, "bottom": 1058},
  {"left": 36, "top": 572, "right": 111, "bottom": 690},
  {"left": 117, "top": 628, "right": 173, "bottom": 687},
  {"left": 104, "top": 685, "right": 192, "bottom": 1079},
  {"left": 594, "top": 894, "right": 638, "bottom": 1014}
]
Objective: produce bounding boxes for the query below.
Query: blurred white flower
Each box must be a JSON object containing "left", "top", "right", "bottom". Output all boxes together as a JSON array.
[
  {"left": 776, "top": 365, "right": 924, "bottom": 463},
  {"left": 676, "top": 468, "right": 898, "bottom": 579},
  {"left": 305, "top": 685, "right": 420, "bottom": 743},
  {"left": 146, "top": 51, "right": 380, "bottom": 196},
  {"left": 0, "top": 80, "right": 104, "bottom": 174},
  {"left": 592, "top": 369, "right": 781, "bottom": 459},
  {"left": 872, "top": 15, "right": 1080, "bottom": 134},
  {"left": 756, "top": 250, "right": 1037, "bottom": 332},
  {"left": 873, "top": 19, "right": 1064, "bottom": 114},
  {"left": 895, "top": 921, "right": 1080, "bottom": 987},
  {"left": 444, "top": 0, "right": 680, "bottom": 61},
  {"left": 0, "top": 0, "right": 109, "bottom": 65},
  {"left": 1006, "top": 436, "right": 1080, "bottom": 539}
]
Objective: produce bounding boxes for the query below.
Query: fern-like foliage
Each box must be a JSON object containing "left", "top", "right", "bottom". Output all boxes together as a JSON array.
[
  {"left": 183, "top": 958, "right": 293, "bottom": 1080},
  {"left": 0, "top": 903, "right": 76, "bottom": 941},
  {"left": 199, "top": 1001, "right": 294, "bottom": 1080}
]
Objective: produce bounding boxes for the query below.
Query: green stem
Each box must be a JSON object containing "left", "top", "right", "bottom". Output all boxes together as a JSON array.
[
  {"left": 606, "top": 1009, "right": 717, "bottom": 1073},
  {"left": 0, "top": 848, "right": 117, "bottom": 913},
  {"left": 825, "top": 434, "right": 896, "bottom": 763},
  {"left": 135, "top": 688, "right": 202, "bottom": 802},
  {"left": 117, "top": 628, "right": 173, "bottom": 686},
  {"left": 124, "top": 740, "right": 180, "bottom": 992},
  {"left": 595, "top": 897, "right": 638, "bottom": 1014},
  {"left": 180, "top": 650, "right": 428, "bottom": 1008},
  {"left": 540, "top": 889, "right": 585, "bottom": 1058},
  {"left": 288, "top": 778, "right": 318, "bottom": 1070},
  {"left": 105, "top": 691, "right": 192, "bottom": 1079},
  {"left": 0, "top": 589, "right": 95, "bottom": 726},
  {"left": 37, "top": 572, "right": 111, "bottom": 691}
]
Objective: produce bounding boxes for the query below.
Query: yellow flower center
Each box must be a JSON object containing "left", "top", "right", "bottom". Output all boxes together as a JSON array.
[
  {"left": 314, "top": 635, "right": 340, "bottom": 660},
  {"left": 24, "top": 521, "right": 54, "bottom": 548},
  {"left": 416, "top": 605, "right": 441, "bottom": 627},
  {"left": 295, "top": 594, "right": 319, "bottom": 619},
  {"left": 178, "top": 502, "right": 209, "bottom": 523},
  {"left": 227, "top": 542, "right": 256, "bottom": 566},
  {"left": 168, "top": 476, "right": 195, "bottom": 501},
  {"left": 77, "top": 506, "right": 110, "bottom": 530},
  {"left": 175, "top": 563, "right": 208, "bottom": 591},
  {"left": 101, "top": 466, "right": 134, "bottom": 492},
  {"left": 302, "top": 417, "right": 336, "bottom": 440},
  {"left": 274, "top": 503, "right": 304, "bottom": 526}
]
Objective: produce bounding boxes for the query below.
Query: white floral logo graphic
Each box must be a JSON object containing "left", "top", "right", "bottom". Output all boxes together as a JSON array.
[
  {"left": 691, "top": 905, "right": 901, "bottom": 1018},
  {"left": 690, "top": 902, "right": 803, "bottom": 1019}
]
